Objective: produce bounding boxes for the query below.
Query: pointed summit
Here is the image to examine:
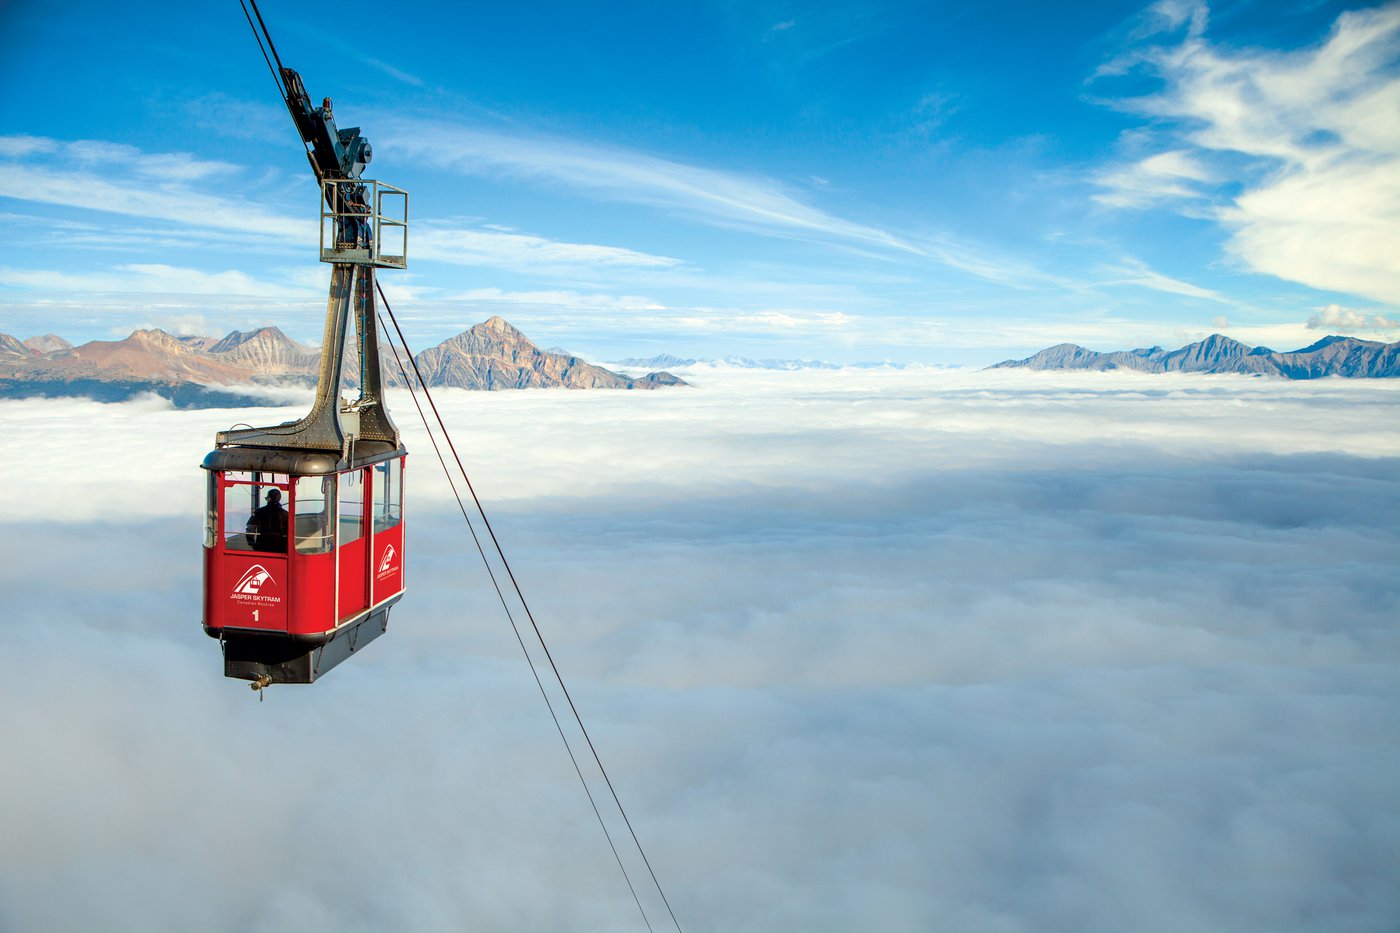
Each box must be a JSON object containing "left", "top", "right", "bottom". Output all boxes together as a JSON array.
[
  {"left": 415, "top": 317, "right": 686, "bottom": 390},
  {"left": 0, "top": 334, "right": 34, "bottom": 359},
  {"left": 22, "top": 334, "right": 72, "bottom": 355},
  {"left": 475, "top": 315, "right": 525, "bottom": 339},
  {"left": 206, "top": 327, "right": 318, "bottom": 378}
]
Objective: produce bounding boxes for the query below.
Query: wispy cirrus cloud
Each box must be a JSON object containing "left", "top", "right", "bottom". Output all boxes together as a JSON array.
[
  {"left": 415, "top": 221, "right": 681, "bottom": 271},
  {"left": 0, "top": 135, "right": 685, "bottom": 281},
  {"left": 1094, "top": 2, "right": 1400, "bottom": 305},
  {"left": 0, "top": 136, "right": 310, "bottom": 242},
  {"left": 280, "top": 15, "right": 427, "bottom": 87},
  {"left": 666, "top": 307, "right": 856, "bottom": 334},
  {"left": 443, "top": 286, "right": 666, "bottom": 312},
  {"left": 1098, "top": 256, "right": 1226, "bottom": 302},
  {"left": 0, "top": 263, "right": 320, "bottom": 300},
  {"left": 1092, "top": 148, "right": 1215, "bottom": 209},
  {"left": 383, "top": 119, "right": 923, "bottom": 255}
]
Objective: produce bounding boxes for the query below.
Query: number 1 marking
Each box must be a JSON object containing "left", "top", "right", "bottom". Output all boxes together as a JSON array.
[{"left": 253, "top": 609, "right": 260, "bottom": 622}]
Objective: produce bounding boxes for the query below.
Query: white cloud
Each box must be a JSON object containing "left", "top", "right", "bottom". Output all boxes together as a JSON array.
[
  {"left": 1307, "top": 302, "right": 1399, "bottom": 332},
  {"left": 0, "top": 135, "right": 58, "bottom": 158},
  {"left": 1093, "top": 149, "right": 1214, "bottom": 209},
  {"left": 138, "top": 313, "right": 222, "bottom": 338},
  {"left": 1135, "top": 0, "right": 1209, "bottom": 39},
  {"left": 1095, "top": 4, "right": 1400, "bottom": 304},
  {"left": 1, "top": 372, "right": 1398, "bottom": 931}
]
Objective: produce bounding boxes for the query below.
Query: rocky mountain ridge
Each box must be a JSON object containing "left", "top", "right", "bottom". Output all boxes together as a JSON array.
[
  {"left": 0, "top": 316, "right": 685, "bottom": 405},
  {"left": 990, "top": 334, "right": 1400, "bottom": 378}
]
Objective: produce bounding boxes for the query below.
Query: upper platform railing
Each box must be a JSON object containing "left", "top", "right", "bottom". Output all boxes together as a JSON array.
[{"left": 319, "top": 178, "right": 408, "bottom": 268}]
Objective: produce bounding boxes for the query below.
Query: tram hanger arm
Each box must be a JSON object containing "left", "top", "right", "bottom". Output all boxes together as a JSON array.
[{"left": 278, "top": 66, "right": 372, "bottom": 182}]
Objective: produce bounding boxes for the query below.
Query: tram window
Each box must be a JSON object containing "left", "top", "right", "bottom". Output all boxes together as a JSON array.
[
  {"left": 338, "top": 469, "right": 364, "bottom": 544},
  {"left": 294, "top": 475, "right": 336, "bottom": 554},
  {"left": 224, "top": 480, "right": 289, "bottom": 553},
  {"left": 223, "top": 483, "right": 258, "bottom": 551},
  {"left": 372, "top": 458, "right": 402, "bottom": 533},
  {"left": 204, "top": 474, "right": 217, "bottom": 548}
]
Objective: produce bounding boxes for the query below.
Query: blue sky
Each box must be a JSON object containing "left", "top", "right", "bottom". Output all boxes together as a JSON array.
[{"left": 2, "top": 0, "right": 1397, "bottom": 363}]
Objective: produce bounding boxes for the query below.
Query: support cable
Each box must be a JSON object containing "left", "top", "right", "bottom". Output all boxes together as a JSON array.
[
  {"left": 375, "top": 285, "right": 683, "bottom": 933},
  {"left": 244, "top": 0, "right": 289, "bottom": 77},
  {"left": 375, "top": 309, "right": 655, "bottom": 933},
  {"left": 237, "top": 0, "right": 286, "bottom": 100}
]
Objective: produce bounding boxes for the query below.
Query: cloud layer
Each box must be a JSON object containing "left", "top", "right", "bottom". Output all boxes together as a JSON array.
[{"left": 1, "top": 369, "right": 1398, "bottom": 932}]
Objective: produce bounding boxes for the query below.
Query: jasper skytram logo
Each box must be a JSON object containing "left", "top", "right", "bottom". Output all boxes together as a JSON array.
[
  {"left": 231, "top": 565, "right": 279, "bottom": 603},
  {"left": 378, "top": 544, "right": 397, "bottom": 577}
]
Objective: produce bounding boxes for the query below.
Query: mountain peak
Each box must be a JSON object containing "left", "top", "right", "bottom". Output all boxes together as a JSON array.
[
  {"left": 23, "top": 334, "right": 72, "bottom": 355},
  {"left": 476, "top": 315, "right": 522, "bottom": 338},
  {"left": 1294, "top": 334, "right": 1382, "bottom": 353},
  {"left": 128, "top": 329, "right": 187, "bottom": 350},
  {"left": 0, "top": 333, "right": 33, "bottom": 358},
  {"left": 209, "top": 326, "right": 298, "bottom": 354},
  {"left": 419, "top": 317, "right": 687, "bottom": 390}
]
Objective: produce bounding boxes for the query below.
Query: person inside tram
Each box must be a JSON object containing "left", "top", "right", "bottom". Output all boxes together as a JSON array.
[{"left": 246, "top": 488, "right": 289, "bottom": 553}]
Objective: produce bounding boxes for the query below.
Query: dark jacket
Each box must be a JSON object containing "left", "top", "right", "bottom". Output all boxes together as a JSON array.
[{"left": 247, "top": 503, "right": 289, "bottom": 553}]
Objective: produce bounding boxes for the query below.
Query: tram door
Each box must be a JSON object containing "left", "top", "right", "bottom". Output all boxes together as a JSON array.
[
  {"left": 370, "top": 458, "right": 405, "bottom": 600},
  {"left": 214, "top": 472, "right": 291, "bottom": 632},
  {"left": 337, "top": 468, "right": 369, "bottom": 622}
]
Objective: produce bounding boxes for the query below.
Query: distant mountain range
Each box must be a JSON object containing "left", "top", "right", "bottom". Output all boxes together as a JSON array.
[
  {"left": 613, "top": 353, "right": 841, "bottom": 371},
  {"left": 0, "top": 316, "right": 685, "bottom": 406},
  {"left": 990, "top": 334, "right": 1400, "bottom": 378},
  {"left": 611, "top": 353, "right": 937, "bottom": 371}
]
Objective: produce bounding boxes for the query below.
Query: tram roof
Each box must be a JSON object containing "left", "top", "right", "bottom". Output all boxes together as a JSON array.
[{"left": 202, "top": 440, "right": 405, "bottom": 475}]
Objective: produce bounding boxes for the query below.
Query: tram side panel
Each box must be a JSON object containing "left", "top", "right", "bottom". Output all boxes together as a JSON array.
[
  {"left": 336, "top": 466, "right": 371, "bottom": 624},
  {"left": 370, "top": 456, "right": 406, "bottom": 603},
  {"left": 372, "top": 520, "right": 404, "bottom": 600}
]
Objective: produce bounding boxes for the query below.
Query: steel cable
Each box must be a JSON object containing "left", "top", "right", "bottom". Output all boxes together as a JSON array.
[
  {"left": 375, "top": 306, "right": 657, "bottom": 932},
  {"left": 376, "top": 286, "right": 684, "bottom": 933}
]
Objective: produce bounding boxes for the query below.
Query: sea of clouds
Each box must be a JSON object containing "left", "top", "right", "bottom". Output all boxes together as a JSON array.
[{"left": 1, "top": 368, "right": 1398, "bottom": 932}]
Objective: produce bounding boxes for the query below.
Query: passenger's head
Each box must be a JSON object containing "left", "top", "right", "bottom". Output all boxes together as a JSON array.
[{"left": 266, "top": 488, "right": 282, "bottom": 504}]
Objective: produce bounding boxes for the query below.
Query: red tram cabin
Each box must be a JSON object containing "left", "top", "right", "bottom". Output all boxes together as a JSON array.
[{"left": 202, "top": 447, "right": 406, "bottom": 683}]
